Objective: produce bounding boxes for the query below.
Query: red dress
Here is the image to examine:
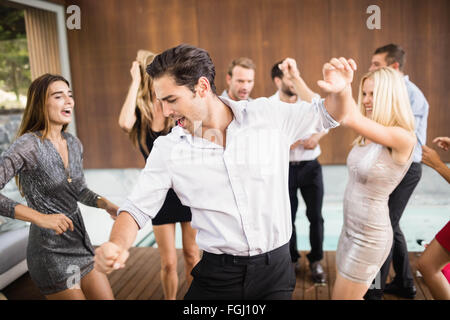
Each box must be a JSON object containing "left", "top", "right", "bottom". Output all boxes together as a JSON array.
[
  {"left": 435, "top": 221, "right": 450, "bottom": 283},
  {"left": 436, "top": 221, "right": 450, "bottom": 252}
]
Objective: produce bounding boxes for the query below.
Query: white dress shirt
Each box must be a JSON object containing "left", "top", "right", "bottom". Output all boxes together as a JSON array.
[
  {"left": 269, "top": 91, "right": 326, "bottom": 162},
  {"left": 118, "top": 96, "right": 339, "bottom": 256}
]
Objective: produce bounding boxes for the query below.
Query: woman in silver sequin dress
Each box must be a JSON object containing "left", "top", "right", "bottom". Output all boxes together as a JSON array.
[
  {"left": 0, "top": 74, "right": 119, "bottom": 299},
  {"left": 317, "top": 60, "right": 416, "bottom": 299}
]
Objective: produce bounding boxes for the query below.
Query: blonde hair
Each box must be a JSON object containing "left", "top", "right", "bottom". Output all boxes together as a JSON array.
[
  {"left": 130, "top": 50, "right": 173, "bottom": 155},
  {"left": 353, "top": 67, "right": 415, "bottom": 146}
]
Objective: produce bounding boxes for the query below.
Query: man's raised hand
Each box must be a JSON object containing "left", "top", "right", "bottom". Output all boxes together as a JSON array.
[
  {"left": 279, "top": 58, "right": 300, "bottom": 81},
  {"left": 317, "top": 57, "right": 357, "bottom": 94}
]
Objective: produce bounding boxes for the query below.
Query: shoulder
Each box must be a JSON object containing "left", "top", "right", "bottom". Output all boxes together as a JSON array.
[
  {"left": 268, "top": 92, "right": 279, "bottom": 101},
  {"left": 246, "top": 97, "right": 277, "bottom": 112},
  {"left": 404, "top": 77, "right": 422, "bottom": 93},
  {"left": 390, "top": 126, "right": 417, "bottom": 149},
  {"left": 1, "top": 132, "right": 38, "bottom": 159},
  {"left": 10, "top": 132, "right": 39, "bottom": 150},
  {"left": 64, "top": 131, "right": 80, "bottom": 144},
  {"left": 404, "top": 77, "right": 428, "bottom": 105},
  {"left": 16, "top": 132, "right": 38, "bottom": 143},
  {"left": 153, "top": 126, "right": 183, "bottom": 150},
  {"left": 63, "top": 132, "right": 84, "bottom": 152},
  {"left": 242, "top": 97, "right": 279, "bottom": 122}
]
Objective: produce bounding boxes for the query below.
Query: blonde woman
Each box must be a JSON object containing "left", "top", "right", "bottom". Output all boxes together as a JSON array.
[
  {"left": 0, "top": 74, "right": 118, "bottom": 299},
  {"left": 318, "top": 62, "right": 416, "bottom": 299},
  {"left": 118, "top": 50, "right": 200, "bottom": 300}
]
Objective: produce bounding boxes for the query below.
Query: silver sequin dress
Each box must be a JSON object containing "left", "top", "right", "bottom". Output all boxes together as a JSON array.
[
  {"left": 336, "top": 143, "right": 413, "bottom": 285},
  {"left": 0, "top": 131, "right": 99, "bottom": 295}
]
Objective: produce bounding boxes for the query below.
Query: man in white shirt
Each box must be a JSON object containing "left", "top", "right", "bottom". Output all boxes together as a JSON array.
[
  {"left": 94, "top": 44, "right": 357, "bottom": 299},
  {"left": 269, "top": 59, "right": 327, "bottom": 284},
  {"left": 220, "top": 57, "right": 255, "bottom": 101}
]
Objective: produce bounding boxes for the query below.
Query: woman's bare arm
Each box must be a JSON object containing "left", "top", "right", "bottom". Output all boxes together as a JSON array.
[{"left": 118, "top": 61, "right": 141, "bottom": 132}]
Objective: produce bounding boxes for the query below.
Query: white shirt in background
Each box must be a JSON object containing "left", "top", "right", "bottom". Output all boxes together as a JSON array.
[{"left": 269, "top": 91, "right": 326, "bottom": 162}]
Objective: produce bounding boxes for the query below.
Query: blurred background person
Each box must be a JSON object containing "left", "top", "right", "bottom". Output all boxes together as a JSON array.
[
  {"left": 269, "top": 58, "right": 327, "bottom": 284},
  {"left": 118, "top": 50, "right": 200, "bottom": 300},
  {"left": 417, "top": 137, "right": 450, "bottom": 299},
  {"left": 221, "top": 57, "right": 255, "bottom": 101}
]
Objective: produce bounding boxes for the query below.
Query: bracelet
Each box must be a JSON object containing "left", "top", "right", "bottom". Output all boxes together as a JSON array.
[{"left": 96, "top": 196, "right": 103, "bottom": 209}]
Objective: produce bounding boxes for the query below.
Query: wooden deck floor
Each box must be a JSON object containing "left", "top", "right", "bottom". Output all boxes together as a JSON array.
[{"left": 2, "top": 248, "right": 434, "bottom": 300}]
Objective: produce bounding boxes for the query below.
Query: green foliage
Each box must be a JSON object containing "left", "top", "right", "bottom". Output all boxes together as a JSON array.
[
  {"left": 0, "top": 6, "right": 27, "bottom": 41},
  {"left": 0, "top": 6, "right": 30, "bottom": 109}
]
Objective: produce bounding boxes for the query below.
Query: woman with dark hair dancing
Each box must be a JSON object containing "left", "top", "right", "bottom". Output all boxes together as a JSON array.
[{"left": 0, "top": 74, "right": 118, "bottom": 299}]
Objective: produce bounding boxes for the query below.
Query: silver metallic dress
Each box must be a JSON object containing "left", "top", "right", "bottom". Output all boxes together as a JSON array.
[
  {"left": 0, "top": 131, "right": 99, "bottom": 295},
  {"left": 336, "top": 143, "right": 413, "bottom": 285}
]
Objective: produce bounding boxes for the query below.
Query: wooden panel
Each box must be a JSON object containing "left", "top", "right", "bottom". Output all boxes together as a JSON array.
[
  {"left": 67, "top": 0, "right": 199, "bottom": 168},
  {"left": 195, "top": 0, "right": 265, "bottom": 98},
  {"left": 65, "top": 0, "right": 450, "bottom": 167},
  {"left": 24, "top": 7, "right": 61, "bottom": 79}
]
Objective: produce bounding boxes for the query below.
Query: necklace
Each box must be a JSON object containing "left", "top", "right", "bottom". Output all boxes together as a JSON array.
[
  {"left": 66, "top": 167, "right": 72, "bottom": 183},
  {"left": 49, "top": 134, "right": 72, "bottom": 183},
  {"left": 32, "top": 131, "right": 72, "bottom": 183}
]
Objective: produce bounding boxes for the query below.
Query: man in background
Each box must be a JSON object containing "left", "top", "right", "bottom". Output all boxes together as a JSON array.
[
  {"left": 221, "top": 57, "right": 255, "bottom": 101},
  {"left": 269, "top": 58, "right": 327, "bottom": 284},
  {"left": 365, "top": 43, "right": 430, "bottom": 300}
]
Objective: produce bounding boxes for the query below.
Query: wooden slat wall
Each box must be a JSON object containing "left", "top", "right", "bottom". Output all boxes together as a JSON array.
[
  {"left": 65, "top": 0, "right": 450, "bottom": 168},
  {"left": 24, "top": 7, "right": 61, "bottom": 79}
]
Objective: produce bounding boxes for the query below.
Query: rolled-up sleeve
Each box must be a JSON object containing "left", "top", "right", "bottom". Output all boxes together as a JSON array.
[
  {"left": 275, "top": 98, "right": 339, "bottom": 145},
  {"left": 117, "top": 139, "right": 172, "bottom": 229}
]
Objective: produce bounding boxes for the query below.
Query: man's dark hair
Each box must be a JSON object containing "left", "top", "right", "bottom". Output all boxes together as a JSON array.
[
  {"left": 374, "top": 43, "right": 406, "bottom": 70},
  {"left": 146, "top": 44, "right": 217, "bottom": 94},
  {"left": 271, "top": 60, "right": 284, "bottom": 80}
]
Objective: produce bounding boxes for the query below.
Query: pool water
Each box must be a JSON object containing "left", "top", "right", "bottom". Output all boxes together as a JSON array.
[
  {"left": 170, "top": 164, "right": 449, "bottom": 253},
  {"left": 170, "top": 203, "right": 449, "bottom": 253},
  {"left": 293, "top": 204, "right": 449, "bottom": 252}
]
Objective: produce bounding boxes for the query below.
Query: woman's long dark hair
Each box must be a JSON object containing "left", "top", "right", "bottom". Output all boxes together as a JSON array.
[
  {"left": 15, "top": 73, "right": 70, "bottom": 194},
  {"left": 17, "top": 73, "right": 70, "bottom": 139}
]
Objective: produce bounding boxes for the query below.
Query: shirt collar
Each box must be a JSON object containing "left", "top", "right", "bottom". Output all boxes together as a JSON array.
[
  {"left": 273, "top": 90, "right": 301, "bottom": 104},
  {"left": 171, "top": 95, "right": 247, "bottom": 147},
  {"left": 218, "top": 95, "right": 246, "bottom": 125},
  {"left": 221, "top": 89, "right": 231, "bottom": 99},
  {"left": 221, "top": 89, "right": 254, "bottom": 103}
]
